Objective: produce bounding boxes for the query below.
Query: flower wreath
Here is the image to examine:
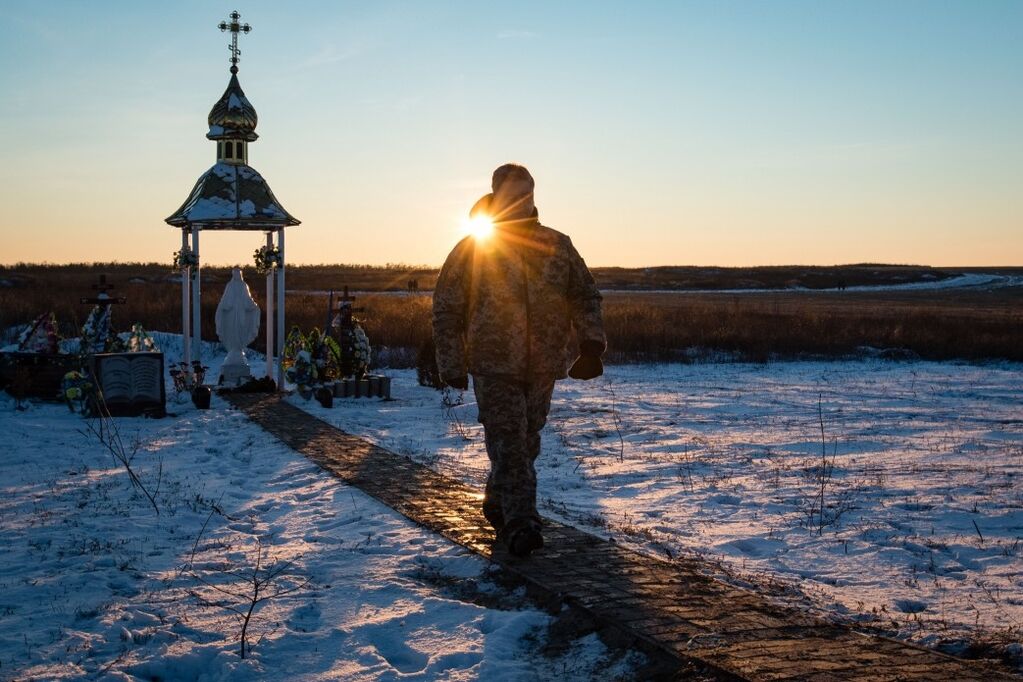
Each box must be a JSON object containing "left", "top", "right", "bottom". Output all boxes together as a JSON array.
[
  {"left": 334, "top": 322, "right": 371, "bottom": 379},
  {"left": 285, "top": 349, "right": 318, "bottom": 392},
  {"left": 61, "top": 370, "right": 94, "bottom": 414},
  {"left": 253, "top": 245, "right": 283, "bottom": 274},
  {"left": 126, "top": 323, "right": 157, "bottom": 352},
  {"left": 173, "top": 245, "right": 199, "bottom": 270}
]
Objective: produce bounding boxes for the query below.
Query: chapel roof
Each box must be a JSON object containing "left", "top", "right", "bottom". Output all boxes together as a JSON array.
[{"left": 165, "top": 162, "right": 300, "bottom": 230}]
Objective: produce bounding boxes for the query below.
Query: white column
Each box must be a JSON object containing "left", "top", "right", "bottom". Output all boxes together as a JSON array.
[
  {"left": 276, "top": 228, "right": 285, "bottom": 388},
  {"left": 191, "top": 226, "right": 201, "bottom": 365},
  {"left": 264, "top": 233, "right": 274, "bottom": 381},
  {"left": 181, "top": 230, "right": 191, "bottom": 370}
]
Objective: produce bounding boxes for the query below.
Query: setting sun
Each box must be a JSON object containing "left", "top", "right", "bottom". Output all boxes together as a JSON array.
[{"left": 461, "top": 215, "right": 494, "bottom": 241}]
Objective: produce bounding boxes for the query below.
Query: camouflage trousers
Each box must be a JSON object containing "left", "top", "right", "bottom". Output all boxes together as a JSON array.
[{"left": 472, "top": 374, "right": 557, "bottom": 532}]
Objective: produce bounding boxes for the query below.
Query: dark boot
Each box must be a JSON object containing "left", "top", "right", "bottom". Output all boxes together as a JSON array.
[
  {"left": 483, "top": 506, "right": 505, "bottom": 533},
  {"left": 482, "top": 480, "right": 504, "bottom": 532},
  {"left": 501, "top": 518, "right": 544, "bottom": 557},
  {"left": 509, "top": 526, "right": 543, "bottom": 557}
]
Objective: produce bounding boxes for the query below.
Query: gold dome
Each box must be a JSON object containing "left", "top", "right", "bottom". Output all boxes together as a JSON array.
[{"left": 206, "top": 73, "right": 258, "bottom": 142}]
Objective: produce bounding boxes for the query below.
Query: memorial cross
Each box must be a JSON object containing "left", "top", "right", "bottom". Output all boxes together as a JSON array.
[
  {"left": 79, "top": 275, "right": 127, "bottom": 306},
  {"left": 331, "top": 286, "right": 365, "bottom": 331}
]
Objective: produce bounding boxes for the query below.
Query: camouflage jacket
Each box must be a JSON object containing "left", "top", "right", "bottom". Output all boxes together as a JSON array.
[{"left": 433, "top": 217, "right": 606, "bottom": 381}]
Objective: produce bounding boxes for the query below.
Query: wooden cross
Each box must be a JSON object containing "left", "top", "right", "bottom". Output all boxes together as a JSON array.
[
  {"left": 218, "top": 10, "right": 252, "bottom": 73},
  {"left": 331, "top": 286, "right": 365, "bottom": 330},
  {"left": 80, "top": 274, "right": 127, "bottom": 305}
]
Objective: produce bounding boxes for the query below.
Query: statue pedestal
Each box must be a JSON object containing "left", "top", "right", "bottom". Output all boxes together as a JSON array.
[
  {"left": 219, "top": 348, "right": 252, "bottom": 386},
  {"left": 220, "top": 364, "right": 252, "bottom": 386},
  {"left": 220, "top": 366, "right": 252, "bottom": 386}
]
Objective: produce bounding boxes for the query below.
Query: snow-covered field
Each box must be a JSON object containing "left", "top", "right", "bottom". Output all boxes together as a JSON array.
[
  {"left": 2, "top": 332, "right": 1021, "bottom": 678},
  {"left": 596, "top": 272, "right": 1023, "bottom": 294},
  {"left": 0, "top": 337, "right": 643, "bottom": 681},
  {"left": 294, "top": 359, "right": 1023, "bottom": 660}
]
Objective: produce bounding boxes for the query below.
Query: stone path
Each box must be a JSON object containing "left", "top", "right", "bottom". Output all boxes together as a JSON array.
[{"left": 225, "top": 393, "right": 1019, "bottom": 681}]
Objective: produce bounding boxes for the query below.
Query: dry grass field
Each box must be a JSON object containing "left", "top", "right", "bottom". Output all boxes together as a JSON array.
[
  {"left": 1, "top": 263, "right": 1020, "bottom": 365},
  {"left": 600, "top": 289, "right": 1023, "bottom": 363}
]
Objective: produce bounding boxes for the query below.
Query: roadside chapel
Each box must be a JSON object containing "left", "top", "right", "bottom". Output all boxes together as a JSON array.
[{"left": 165, "top": 11, "right": 299, "bottom": 388}]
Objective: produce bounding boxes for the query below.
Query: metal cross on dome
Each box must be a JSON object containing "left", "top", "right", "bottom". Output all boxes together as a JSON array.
[{"left": 218, "top": 10, "right": 252, "bottom": 73}]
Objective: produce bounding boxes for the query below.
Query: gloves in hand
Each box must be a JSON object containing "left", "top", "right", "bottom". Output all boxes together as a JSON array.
[
  {"left": 569, "top": 354, "right": 603, "bottom": 380},
  {"left": 445, "top": 375, "right": 469, "bottom": 391},
  {"left": 569, "top": 340, "right": 605, "bottom": 380}
]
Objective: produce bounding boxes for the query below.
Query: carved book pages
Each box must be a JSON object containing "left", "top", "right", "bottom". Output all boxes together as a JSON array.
[
  {"left": 92, "top": 352, "right": 166, "bottom": 417},
  {"left": 98, "top": 355, "right": 162, "bottom": 403}
]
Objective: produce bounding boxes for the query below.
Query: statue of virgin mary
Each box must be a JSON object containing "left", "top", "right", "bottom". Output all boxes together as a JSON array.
[{"left": 215, "top": 268, "right": 261, "bottom": 386}]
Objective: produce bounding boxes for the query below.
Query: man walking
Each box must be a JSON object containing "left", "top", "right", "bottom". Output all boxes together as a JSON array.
[{"left": 433, "top": 164, "right": 606, "bottom": 557}]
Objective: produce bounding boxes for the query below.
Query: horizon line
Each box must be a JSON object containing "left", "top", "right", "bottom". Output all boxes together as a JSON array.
[{"left": 1, "top": 261, "right": 1021, "bottom": 271}]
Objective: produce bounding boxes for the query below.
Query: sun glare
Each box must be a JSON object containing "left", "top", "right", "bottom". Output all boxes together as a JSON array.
[{"left": 461, "top": 215, "right": 494, "bottom": 241}]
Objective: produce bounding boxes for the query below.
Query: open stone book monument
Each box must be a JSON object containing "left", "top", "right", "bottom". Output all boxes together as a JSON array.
[{"left": 165, "top": 11, "right": 299, "bottom": 388}]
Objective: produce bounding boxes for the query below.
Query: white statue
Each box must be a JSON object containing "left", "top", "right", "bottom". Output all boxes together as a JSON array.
[{"left": 215, "top": 268, "right": 261, "bottom": 386}]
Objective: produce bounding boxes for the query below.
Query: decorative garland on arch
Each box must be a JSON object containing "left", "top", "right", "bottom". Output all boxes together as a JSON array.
[{"left": 253, "top": 245, "right": 283, "bottom": 274}]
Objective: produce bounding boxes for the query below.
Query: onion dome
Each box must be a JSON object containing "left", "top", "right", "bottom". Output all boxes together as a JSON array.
[{"left": 207, "top": 73, "right": 259, "bottom": 142}]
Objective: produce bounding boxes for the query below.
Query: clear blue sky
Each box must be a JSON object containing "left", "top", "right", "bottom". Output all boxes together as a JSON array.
[{"left": 1, "top": 1, "right": 1020, "bottom": 267}]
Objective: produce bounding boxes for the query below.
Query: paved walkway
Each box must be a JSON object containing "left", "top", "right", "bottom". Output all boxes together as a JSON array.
[{"left": 225, "top": 393, "right": 1018, "bottom": 681}]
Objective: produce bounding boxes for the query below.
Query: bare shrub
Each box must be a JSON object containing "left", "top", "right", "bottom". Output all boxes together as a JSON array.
[
  {"left": 605, "top": 380, "right": 626, "bottom": 463},
  {"left": 80, "top": 398, "right": 162, "bottom": 515},
  {"left": 187, "top": 535, "right": 311, "bottom": 659},
  {"left": 441, "top": 387, "right": 471, "bottom": 441},
  {"left": 797, "top": 395, "right": 859, "bottom": 534}
]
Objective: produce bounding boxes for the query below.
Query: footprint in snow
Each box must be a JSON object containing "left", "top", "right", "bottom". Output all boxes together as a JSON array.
[
  {"left": 316, "top": 517, "right": 361, "bottom": 531},
  {"left": 721, "top": 538, "right": 782, "bottom": 558},
  {"left": 302, "top": 532, "right": 343, "bottom": 545},
  {"left": 895, "top": 599, "right": 928, "bottom": 614},
  {"left": 363, "top": 625, "right": 429, "bottom": 674},
  {"left": 286, "top": 602, "right": 322, "bottom": 633}
]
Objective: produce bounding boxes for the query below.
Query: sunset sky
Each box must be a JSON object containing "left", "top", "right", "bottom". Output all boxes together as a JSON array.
[{"left": 1, "top": 1, "right": 1020, "bottom": 267}]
